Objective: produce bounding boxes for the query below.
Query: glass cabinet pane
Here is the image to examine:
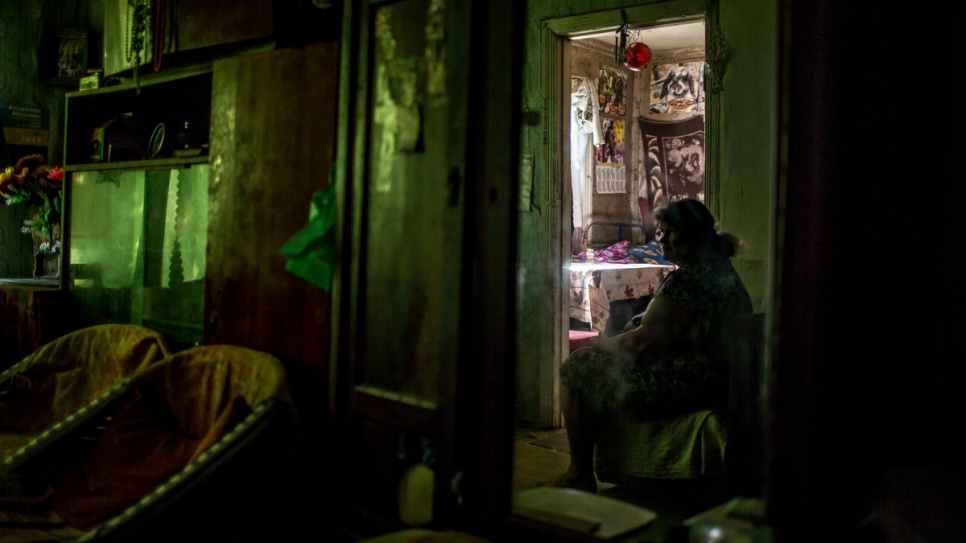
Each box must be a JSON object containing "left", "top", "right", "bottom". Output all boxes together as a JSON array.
[{"left": 68, "top": 165, "right": 208, "bottom": 349}]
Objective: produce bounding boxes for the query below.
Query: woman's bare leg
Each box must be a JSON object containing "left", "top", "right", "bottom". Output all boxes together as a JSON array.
[{"left": 548, "top": 385, "right": 599, "bottom": 493}]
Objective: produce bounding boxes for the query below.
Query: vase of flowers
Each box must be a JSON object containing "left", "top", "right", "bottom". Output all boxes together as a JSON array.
[{"left": 0, "top": 155, "right": 64, "bottom": 278}]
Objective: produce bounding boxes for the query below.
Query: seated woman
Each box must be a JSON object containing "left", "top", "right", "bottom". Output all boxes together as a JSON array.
[{"left": 551, "top": 198, "right": 753, "bottom": 492}]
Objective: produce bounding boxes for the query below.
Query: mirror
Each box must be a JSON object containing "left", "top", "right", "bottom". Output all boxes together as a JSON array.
[{"left": 513, "top": 1, "right": 777, "bottom": 537}]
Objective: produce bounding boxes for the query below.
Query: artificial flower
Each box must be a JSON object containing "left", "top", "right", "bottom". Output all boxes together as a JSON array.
[
  {"left": 47, "top": 167, "right": 64, "bottom": 183},
  {"left": 2, "top": 155, "right": 64, "bottom": 239},
  {"left": 0, "top": 168, "right": 26, "bottom": 194}
]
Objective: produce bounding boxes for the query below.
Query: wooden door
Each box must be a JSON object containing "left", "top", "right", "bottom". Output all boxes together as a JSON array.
[
  {"left": 333, "top": 0, "right": 522, "bottom": 534},
  {"left": 207, "top": 40, "right": 338, "bottom": 393},
  {"left": 205, "top": 43, "right": 340, "bottom": 527}
]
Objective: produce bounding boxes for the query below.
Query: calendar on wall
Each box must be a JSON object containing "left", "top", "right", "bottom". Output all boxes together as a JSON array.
[{"left": 595, "top": 117, "right": 625, "bottom": 194}]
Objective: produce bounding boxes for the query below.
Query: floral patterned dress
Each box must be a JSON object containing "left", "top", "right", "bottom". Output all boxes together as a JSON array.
[{"left": 560, "top": 257, "right": 752, "bottom": 417}]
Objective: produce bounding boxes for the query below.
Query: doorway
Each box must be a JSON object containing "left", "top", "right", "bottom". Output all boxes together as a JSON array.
[
  {"left": 564, "top": 21, "right": 707, "bottom": 353},
  {"left": 512, "top": 2, "right": 718, "bottom": 519},
  {"left": 512, "top": 9, "right": 739, "bottom": 526},
  {"left": 512, "top": 0, "right": 781, "bottom": 533},
  {"left": 547, "top": 7, "right": 709, "bottom": 430}
]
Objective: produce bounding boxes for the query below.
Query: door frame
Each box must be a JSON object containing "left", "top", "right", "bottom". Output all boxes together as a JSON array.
[
  {"left": 539, "top": 0, "right": 716, "bottom": 428},
  {"left": 330, "top": 0, "right": 525, "bottom": 531}
]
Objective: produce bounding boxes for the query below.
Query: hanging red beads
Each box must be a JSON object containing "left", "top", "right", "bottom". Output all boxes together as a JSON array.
[{"left": 624, "top": 42, "right": 653, "bottom": 71}]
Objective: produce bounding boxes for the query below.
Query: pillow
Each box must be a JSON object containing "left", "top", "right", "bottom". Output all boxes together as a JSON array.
[{"left": 628, "top": 241, "right": 673, "bottom": 266}]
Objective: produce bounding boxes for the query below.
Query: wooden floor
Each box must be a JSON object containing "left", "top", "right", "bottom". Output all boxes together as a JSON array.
[
  {"left": 512, "top": 426, "right": 730, "bottom": 540},
  {"left": 512, "top": 428, "right": 572, "bottom": 493}
]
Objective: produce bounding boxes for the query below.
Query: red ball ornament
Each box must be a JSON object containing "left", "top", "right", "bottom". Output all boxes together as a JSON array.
[{"left": 624, "top": 42, "right": 653, "bottom": 71}]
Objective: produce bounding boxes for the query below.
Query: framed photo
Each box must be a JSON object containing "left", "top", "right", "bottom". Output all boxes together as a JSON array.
[{"left": 49, "top": 30, "right": 88, "bottom": 84}]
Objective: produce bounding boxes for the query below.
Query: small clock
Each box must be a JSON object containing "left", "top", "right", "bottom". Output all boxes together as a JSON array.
[{"left": 148, "top": 122, "right": 166, "bottom": 159}]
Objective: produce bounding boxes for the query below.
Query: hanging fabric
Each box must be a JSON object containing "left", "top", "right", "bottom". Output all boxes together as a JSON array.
[
  {"left": 638, "top": 116, "right": 706, "bottom": 205},
  {"left": 570, "top": 77, "right": 602, "bottom": 230},
  {"left": 571, "top": 77, "right": 602, "bottom": 146}
]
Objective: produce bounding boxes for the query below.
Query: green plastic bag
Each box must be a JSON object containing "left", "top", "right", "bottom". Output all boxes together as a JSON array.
[{"left": 280, "top": 185, "right": 336, "bottom": 291}]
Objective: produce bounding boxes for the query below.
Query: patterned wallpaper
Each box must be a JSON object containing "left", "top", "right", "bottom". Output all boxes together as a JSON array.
[{"left": 0, "top": 0, "right": 102, "bottom": 278}]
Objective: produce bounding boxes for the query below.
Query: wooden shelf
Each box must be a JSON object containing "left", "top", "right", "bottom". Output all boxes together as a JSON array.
[
  {"left": 63, "top": 70, "right": 212, "bottom": 167},
  {"left": 64, "top": 155, "right": 209, "bottom": 173},
  {"left": 64, "top": 66, "right": 213, "bottom": 99}
]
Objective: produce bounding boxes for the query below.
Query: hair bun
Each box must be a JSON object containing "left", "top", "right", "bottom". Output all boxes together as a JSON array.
[{"left": 715, "top": 232, "right": 741, "bottom": 258}]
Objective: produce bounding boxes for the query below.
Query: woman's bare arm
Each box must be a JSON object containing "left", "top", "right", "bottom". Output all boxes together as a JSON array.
[{"left": 590, "top": 295, "right": 696, "bottom": 364}]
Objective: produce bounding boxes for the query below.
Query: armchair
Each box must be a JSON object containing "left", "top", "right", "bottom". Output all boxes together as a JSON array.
[
  {"left": 0, "top": 344, "right": 299, "bottom": 542},
  {"left": 1, "top": 324, "right": 170, "bottom": 466}
]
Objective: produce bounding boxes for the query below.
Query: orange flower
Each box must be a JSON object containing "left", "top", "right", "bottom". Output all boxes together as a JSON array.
[
  {"left": 0, "top": 167, "right": 26, "bottom": 195},
  {"left": 13, "top": 154, "right": 45, "bottom": 176}
]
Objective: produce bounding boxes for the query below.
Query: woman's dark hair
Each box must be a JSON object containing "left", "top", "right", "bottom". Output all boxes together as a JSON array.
[{"left": 654, "top": 198, "right": 742, "bottom": 259}]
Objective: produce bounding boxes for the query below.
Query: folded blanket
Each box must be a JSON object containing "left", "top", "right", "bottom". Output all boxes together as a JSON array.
[{"left": 628, "top": 241, "right": 672, "bottom": 266}]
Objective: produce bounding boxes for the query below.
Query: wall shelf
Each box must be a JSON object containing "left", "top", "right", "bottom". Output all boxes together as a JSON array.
[
  {"left": 64, "top": 155, "right": 209, "bottom": 173},
  {"left": 64, "top": 66, "right": 213, "bottom": 99},
  {"left": 63, "top": 69, "right": 212, "bottom": 169}
]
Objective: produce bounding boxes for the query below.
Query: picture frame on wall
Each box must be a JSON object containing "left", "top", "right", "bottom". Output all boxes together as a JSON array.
[{"left": 46, "top": 30, "right": 88, "bottom": 85}]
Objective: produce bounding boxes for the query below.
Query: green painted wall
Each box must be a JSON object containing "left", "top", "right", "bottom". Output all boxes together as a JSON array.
[
  {"left": 517, "top": 0, "right": 779, "bottom": 426},
  {"left": 716, "top": 0, "right": 779, "bottom": 313}
]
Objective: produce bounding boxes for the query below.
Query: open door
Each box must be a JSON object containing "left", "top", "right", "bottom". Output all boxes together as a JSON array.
[{"left": 331, "top": 0, "right": 523, "bottom": 534}]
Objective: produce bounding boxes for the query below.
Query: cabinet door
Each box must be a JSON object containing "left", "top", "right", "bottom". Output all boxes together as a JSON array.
[
  {"left": 206, "top": 44, "right": 339, "bottom": 450},
  {"left": 334, "top": 0, "right": 522, "bottom": 533}
]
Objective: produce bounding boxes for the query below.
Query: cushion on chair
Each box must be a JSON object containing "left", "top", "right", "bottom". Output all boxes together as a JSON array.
[
  {"left": 0, "top": 434, "right": 30, "bottom": 467},
  {"left": 1, "top": 381, "right": 129, "bottom": 473},
  {"left": 593, "top": 409, "right": 727, "bottom": 482},
  {"left": 44, "top": 345, "right": 292, "bottom": 534},
  {"left": 0, "top": 324, "right": 170, "bottom": 437},
  {"left": 110, "top": 405, "right": 281, "bottom": 542}
]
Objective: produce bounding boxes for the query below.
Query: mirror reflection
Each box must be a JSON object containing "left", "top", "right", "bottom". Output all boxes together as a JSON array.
[{"left": 513, "top": 11, "right": 770, "bottom": 534}]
